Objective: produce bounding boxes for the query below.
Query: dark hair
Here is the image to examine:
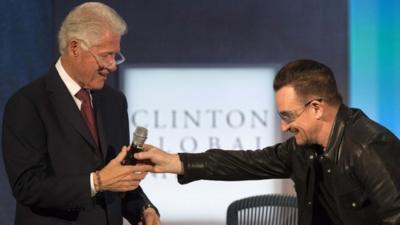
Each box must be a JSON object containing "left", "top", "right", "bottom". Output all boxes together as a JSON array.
[{"left": 273, "top": 59, "right": 342, "bottom": 106}]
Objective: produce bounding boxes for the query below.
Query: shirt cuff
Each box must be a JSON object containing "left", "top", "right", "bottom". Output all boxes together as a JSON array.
[{"left": 90, "top": 172, "right": 97, "bottom": 196}]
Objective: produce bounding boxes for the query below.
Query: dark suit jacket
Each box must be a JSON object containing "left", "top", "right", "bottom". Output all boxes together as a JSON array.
[{"left": 2, "top": 67, "right": 153, "bottom": 225}]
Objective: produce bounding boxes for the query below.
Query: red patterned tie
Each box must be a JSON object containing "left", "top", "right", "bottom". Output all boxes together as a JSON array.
[{"left": 75, "top": 89, "right": 99, "bottom": 145}]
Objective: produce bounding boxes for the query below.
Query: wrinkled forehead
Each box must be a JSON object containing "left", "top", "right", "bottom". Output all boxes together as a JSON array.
[{"left": 275, "top": 86, "right": 303, "bottom": 112}]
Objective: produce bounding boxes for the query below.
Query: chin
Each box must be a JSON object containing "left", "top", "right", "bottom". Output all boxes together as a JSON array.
[
  {"left": 294, "top": 135, "right": 307, "bottom": 146},
  {"left": 89, "top": 81, "right": 106, "bottom": 90},
  {"left": 295, "top": 139, "right": 305, "bottom": 146}
]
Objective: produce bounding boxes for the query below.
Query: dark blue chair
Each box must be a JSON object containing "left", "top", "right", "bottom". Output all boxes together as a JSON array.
[{"left": 226, "top": 194, "right": 298, "bottom": 225}]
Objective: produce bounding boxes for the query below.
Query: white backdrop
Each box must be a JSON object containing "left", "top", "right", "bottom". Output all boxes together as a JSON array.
[{"left": 120, "top": 66, "right": 284, "bottom": 223}]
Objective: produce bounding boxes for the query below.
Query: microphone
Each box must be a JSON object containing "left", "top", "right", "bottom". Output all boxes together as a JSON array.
[{"left": 121, "top": 126, "right": 148, "bottom": 165}]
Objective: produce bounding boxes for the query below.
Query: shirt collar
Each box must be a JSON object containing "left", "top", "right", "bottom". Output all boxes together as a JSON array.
[{"left": 55, "top": 57, "right": 82, "bottom": 97}]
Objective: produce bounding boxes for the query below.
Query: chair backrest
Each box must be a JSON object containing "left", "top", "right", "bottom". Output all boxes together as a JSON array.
[{"left": 226, "top": 194, "right": 298, "bottom": 225}]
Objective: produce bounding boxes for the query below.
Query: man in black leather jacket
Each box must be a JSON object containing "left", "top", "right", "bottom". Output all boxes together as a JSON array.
[{"left": 136, "top": 59, "right": 400, "bottom": 225}]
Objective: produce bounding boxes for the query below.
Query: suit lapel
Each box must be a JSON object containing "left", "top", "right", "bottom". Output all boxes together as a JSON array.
[{"left": 45, "top": 69, "right": 99, "bottom": 153}]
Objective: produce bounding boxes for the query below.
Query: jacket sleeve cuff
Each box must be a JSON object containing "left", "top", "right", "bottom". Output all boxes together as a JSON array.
[{"left": 177, "top": 153, "right": 207, "bottom": 184}]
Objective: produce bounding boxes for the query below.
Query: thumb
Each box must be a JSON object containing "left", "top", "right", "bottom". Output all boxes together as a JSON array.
[
  {"left": 134, "top": 150, "right": 148, "bottom": 161},
  {"left": 116, "top": 145, "right": 129, "bottom": 162},
  {"left": 143, "top": 143, "right": 155, "bottom": 151}
]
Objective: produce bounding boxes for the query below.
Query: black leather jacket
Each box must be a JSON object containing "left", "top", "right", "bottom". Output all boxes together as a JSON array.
[{"left": 177, "top": 104, "right": 400, "bottom": 225}]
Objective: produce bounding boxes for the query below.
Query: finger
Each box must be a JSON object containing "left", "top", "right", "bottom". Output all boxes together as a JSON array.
[
  {"left": 115, "top": 179, "right": 140, "bottom": 190},
  {"left": 118, "top": 174, "right": 146, "bottom": 184},
  {"left": 134, "top": 150, "right": 152, "bottom": 161},
  {"left": 133, "top": 164, "right": 153, "bottom": 172},
  {"left": 118, "top": 163, "right": 152, "bottom": 176},
  {"left": 129, "top": 172, "right": 148, "bottom": 181},
  {"left": 133, "top": 172, "right": 148, "bottom": 180},
  {"left": 120, "top": 172, "right": 147, "bottom": 182},
  {"left": 125, "top": 183, "right": 140, "bottom": 191},
  {"left": 143, "top": 144, "right": 155, "bottom": 151},
  {"left": 123, "top": 179, "right": 141, "bottom": 188},
  {"left": 115, "top": 145, "right": 129, "bottom": 162}
]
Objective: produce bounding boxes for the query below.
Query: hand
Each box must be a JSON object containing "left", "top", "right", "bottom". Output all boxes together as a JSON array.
[
  {"left": 138, "top": 208, "right": 161, "bottom": 225},
  {"left": 96, "top": 146, "right": 153, "bottom": 192},
  {"left": 134, "top": 144, "right": 183, "bottom": 174}
]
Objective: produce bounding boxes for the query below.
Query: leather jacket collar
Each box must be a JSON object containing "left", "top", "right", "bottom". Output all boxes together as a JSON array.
[{"left": 325, "top": 104, "right": 350, "bottom": 162}]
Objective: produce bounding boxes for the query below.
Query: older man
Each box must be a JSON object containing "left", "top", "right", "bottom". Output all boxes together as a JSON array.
[
  {"left": 137, "top": 59, "right": 400, "bottom": 225},
  {"left": 2, "top": 2, "right": 160, "bottom": 225}
]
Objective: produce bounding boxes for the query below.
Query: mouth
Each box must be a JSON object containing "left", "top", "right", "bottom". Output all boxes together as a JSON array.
[{"left": 98, "top": 69, "right": 109, "bottom": 78}]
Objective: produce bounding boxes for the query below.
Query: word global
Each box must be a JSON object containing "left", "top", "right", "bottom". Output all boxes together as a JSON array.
[{"left": 155, "top": 135, "right": 269, "bottom": 152}]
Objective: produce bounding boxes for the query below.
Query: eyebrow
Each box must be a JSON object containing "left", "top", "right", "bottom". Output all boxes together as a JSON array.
[{"left": 279, "top": 110, "right": 294, "bottom": 116}]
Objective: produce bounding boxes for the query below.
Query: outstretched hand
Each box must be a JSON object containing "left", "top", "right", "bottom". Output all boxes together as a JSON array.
[{"left": 134, "top": 144, "right": 183, "bottom": 174}]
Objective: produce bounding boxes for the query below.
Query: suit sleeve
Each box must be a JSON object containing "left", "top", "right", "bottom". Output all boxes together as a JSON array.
[
  {"left": 2, "top": 92, "right": 92, "bottom": 210},
  {"left": 122, "top": 187, "right": 159, "bottom": 224}
]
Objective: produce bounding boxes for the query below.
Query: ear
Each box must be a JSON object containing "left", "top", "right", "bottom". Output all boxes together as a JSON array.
[
  {"left": 311, "top": 100, "right": 323, "bottom": 120},
  {"left": 67, "top": 40, "right": 80, "bottom": 57}
]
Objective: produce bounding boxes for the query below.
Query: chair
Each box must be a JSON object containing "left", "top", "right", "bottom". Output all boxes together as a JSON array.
[{"left": 226, "top": 194, "right": 298, "bottom": 225}]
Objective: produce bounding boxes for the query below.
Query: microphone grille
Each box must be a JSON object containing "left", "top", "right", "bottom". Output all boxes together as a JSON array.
[{"left": 133, "top": 126, "right": 148, "bottom": 145}]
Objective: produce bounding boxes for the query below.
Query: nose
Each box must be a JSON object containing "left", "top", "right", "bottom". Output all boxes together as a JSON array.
[
  {"left": 280, "top": 120, "right": 290, "bottom": 132},
  {"left": 108, "top": 61, "right": 117, "bottom": 72},
  {"left": 103, "top": 59, "right": 117, "bottom": 72}
]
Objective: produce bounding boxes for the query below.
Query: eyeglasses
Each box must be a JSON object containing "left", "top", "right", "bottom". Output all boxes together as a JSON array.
[
  {"left": 79, "top": 40, "right": 126, "bottom": 69},
  {"left": 278, "top": 98, "right": 322, "bottom": 124}
]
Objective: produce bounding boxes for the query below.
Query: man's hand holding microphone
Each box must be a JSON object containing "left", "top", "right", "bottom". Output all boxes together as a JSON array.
[
  {"left": 93, "top": 127, "right": 152, "bottom": 193},
  {"left": 93, "top": 127, "right": 161, "bottom": 225}
]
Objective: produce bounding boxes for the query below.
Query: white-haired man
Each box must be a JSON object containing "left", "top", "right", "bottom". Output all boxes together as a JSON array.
[{"left": 2, "top": 2, "right": 161, "bottom": 225}]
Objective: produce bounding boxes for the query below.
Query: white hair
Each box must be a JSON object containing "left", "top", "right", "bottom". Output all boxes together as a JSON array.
[{"left": 58, "top": 2, "right": 127, "bottom": 54}]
